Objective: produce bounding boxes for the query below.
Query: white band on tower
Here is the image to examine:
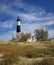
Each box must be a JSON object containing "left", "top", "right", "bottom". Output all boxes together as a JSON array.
[{"left": 17, "top": 21, "right": 20, "bottom": 25}]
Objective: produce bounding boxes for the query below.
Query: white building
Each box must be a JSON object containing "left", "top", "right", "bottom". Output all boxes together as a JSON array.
[{"left": 27, "top": 36, "right": 37, "bottom": 42}]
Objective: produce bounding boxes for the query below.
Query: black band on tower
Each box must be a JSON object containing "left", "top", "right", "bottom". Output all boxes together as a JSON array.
[{"left": 17, "top": 25, "right": 20, "bottom": 32}]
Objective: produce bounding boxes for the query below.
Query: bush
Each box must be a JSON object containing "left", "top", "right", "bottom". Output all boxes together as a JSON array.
[
  {"left": 1, "top": 52, "right": 20, "bottom": 65},
  {"left": 31, "top": 57, "right": 54, "bottom": 65},
  {"left": 24, "top": 50, "right": 44, "bottom": 58},
  {"left": 25, "top": 51, "right": 35, "bottom": 58},
  {"left": 40, "top": 57, "right": 54, "bottom": 65},
  {"left": 34, "top": 29, "right": 48, "bottom": 41},
  {"left": 20, "top": 32, "right": 31, "bottom": 42}
]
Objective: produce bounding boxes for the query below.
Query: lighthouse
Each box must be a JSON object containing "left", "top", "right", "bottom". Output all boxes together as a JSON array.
[
  {"left": 17, "top": 17, "right": 21, "bottom": 32},
  {"left": 16, "top": 17, "right": 21, "bottom": 41}
]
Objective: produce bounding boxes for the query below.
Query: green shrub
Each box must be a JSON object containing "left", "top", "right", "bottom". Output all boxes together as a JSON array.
[
  {"left": 1, "top": 52, "right": 20, "bottom": 65},
  {"left": 24, "top": 48, "right": 54, "bottom": 58},
  {"left": 25, "top": 51, "right": 34, "bottom": 58},
  {"left": 24, "top": 50, "right": 44, "bottom": 58}
]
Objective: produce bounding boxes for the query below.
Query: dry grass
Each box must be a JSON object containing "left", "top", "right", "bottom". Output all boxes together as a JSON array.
[
  {"left": 0, "top": 41, "right": 54, "bottom": 56},
  {"left": 0, "top": 41, "right": 54, "bottom": 65}
]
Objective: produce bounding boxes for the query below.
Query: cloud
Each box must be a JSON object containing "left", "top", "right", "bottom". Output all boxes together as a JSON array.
[
  {"left": 0, "top": 20, "right": 14, "bottom": 29},
  {"left": 0, "top": 34, "right": 12, "bottom": 41},
  {"left": 21, "top": 23, "right": 44, "bottom": 33},
  {"left": 0, "top": 0, "right": 54, "bottom": 40},
  {"left": 19, "top": 13, "right": 54, "bottom": 21},
  {"left": 0, "top": 0, "right": 54, "bottom": 22},
  {"left": 3, "top": 21, "right": 13, "bottom": 28},
  {"left": 48, "top": 29, "right": 54, "bottom": 38},
  {"left": 44, "top": 21, "right": 54, "bottom": 26},
  {"left": 0, "top": 30, "right": 16, "bottom": 41},
  {"left": 0, "top": 23, "right": 54, "bottom": 41}
]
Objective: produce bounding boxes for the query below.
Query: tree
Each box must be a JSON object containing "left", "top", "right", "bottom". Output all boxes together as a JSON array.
[
  {"left": 44, "top": 30, "right": 48, "bottom": 39},
  {"left": 34, "top": 29, "right": 48, "bottom": 41},
  {"left": 20, "top": 32, "right": 31, "bottom": 42},
  {"left": 11, "top": 34, "right": 16, "bottom": 41}
]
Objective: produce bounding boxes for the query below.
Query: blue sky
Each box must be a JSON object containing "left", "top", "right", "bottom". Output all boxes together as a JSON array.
[{"left": 0, "top": 0, "right": 54, "bottom": 40}]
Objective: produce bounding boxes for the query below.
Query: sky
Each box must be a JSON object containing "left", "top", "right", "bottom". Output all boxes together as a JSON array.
[{"left": 0, "top": 0, "right": 54, "bottom": 40}]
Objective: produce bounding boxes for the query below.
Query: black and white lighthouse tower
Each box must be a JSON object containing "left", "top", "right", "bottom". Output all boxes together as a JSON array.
[
  {"left": 16, "top": 17, "right": 21, "bottom": 41},
  {"left": 17, "top": 17, "right": 21, "bottom": 32}
]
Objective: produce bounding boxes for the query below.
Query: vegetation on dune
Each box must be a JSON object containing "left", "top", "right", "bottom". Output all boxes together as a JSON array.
[
  {"left": 11, "top": 32, "right": 31, "bottom": 42},
  {"left": 0, "top": 42, "right": 54, "bottom": 58},
  {"left": 11, "top": 28, "right": 48, "bottom": 42},
  {"left": 0, "top": 51, "right": 20, "bottom": 65},
  {"left": 20, "top": 32, "right": 31, "bottom": 42},
  {"left": 30, "top": 57, "right": 54, "bottom": 65},
  {"left": 0, "top": 42, "right": 54, "bottom": 65},
  {"left": 34, "top": 28, "right": 48, "bottom": 41}
]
